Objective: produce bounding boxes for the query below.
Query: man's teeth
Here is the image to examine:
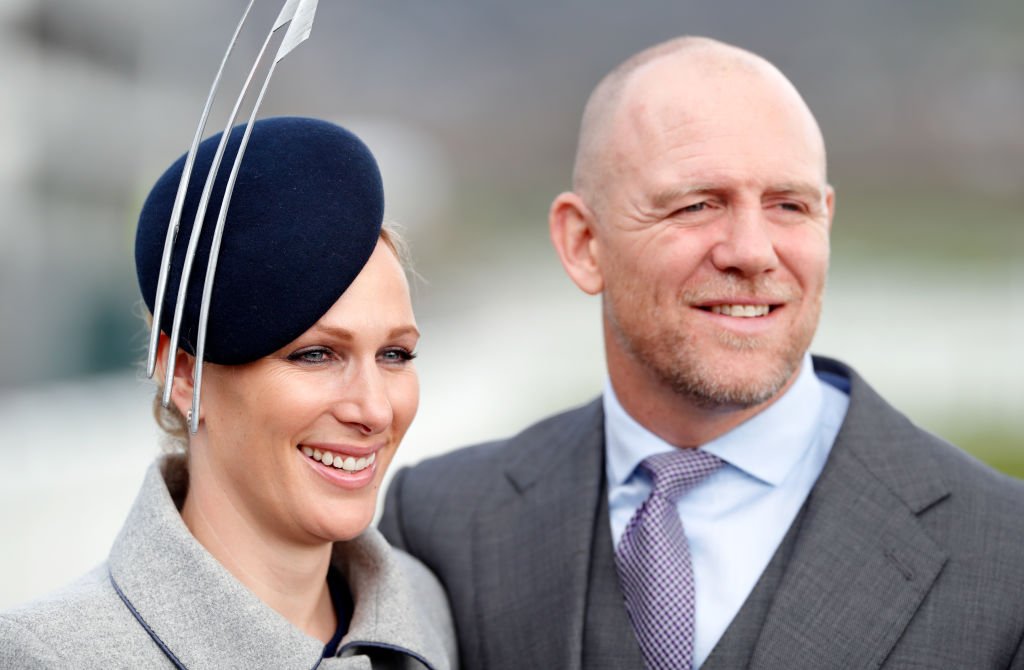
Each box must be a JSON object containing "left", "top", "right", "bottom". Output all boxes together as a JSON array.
[
  {"left": 300, "top": 447, "right": 376, "bottom": 472},
  {"left": 710, "top": 304, "right": 770, "bottom": 317}
]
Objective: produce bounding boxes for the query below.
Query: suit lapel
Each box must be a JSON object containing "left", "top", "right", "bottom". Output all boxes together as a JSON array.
[
  {"left": 472, "top": 399, "right": 606, "bottom": 670},
  {"left": 748, "top": 359, "right": 951, "bottom": 669},
  {"left": 581, "top": 479, "right": 647, "bottom": 669},
  {"left": 703, "top": 502, "right": 809, "bottom": 670}
]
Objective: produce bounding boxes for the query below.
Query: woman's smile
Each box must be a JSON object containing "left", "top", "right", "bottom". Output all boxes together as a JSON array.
[{"left": 298, "top": 445, "right": 382, "bottom": 490}]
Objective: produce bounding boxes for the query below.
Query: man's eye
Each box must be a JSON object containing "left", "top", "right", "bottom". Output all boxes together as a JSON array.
[{"left": 680, "top": 202, "right": 707, "bottom": 213}]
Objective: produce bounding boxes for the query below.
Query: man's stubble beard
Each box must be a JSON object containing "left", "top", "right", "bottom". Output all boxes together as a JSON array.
[{"left": 604, "top": 275, "right": 820, "bottom": 410}]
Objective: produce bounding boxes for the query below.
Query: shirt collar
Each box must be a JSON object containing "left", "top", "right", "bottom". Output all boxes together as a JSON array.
[{"left": 605, "top": 352, "right": 823, "bottom": 488}]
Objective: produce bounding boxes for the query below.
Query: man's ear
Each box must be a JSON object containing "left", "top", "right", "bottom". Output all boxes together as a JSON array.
[
  {"left": 824, "top": 184, "right": 836, "bottom": 233},
  {"left": 155, "top": 333, "right": 200, "bottom": 421},
  {"left": 549, "top": 191, "right": 604, "bottom": 295}
]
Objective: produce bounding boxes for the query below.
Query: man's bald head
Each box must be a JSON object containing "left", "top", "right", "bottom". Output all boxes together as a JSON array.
[{"left": 571, "top": 36, "right": 827, "bottom": 213}]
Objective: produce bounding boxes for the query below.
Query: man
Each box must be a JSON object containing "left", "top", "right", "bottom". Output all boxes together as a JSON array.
[{"left": 379, "top": 36, "right": 1024, "bottom": 669}]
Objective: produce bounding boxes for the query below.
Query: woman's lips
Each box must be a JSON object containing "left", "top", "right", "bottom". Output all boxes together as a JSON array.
[{"left": 297, "top": 444, "right": 383, "bottom": 490}]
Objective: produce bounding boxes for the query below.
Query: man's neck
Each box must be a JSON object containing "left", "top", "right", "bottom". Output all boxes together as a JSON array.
[{"left": 607, "top": 359, "right": 802, "bottom": 448}]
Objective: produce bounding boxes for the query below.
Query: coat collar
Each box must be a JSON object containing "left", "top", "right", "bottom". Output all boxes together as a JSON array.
[{"left": 108, "top": 457, "right": 448, "bottom": 670}]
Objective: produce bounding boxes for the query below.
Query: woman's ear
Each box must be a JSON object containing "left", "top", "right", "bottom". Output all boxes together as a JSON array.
[
  {"left": 549, "top": 191, "right": 605, "bottom": 295},
  {"left": 155, "top": 333, "right": 199, "bottom": 421}
]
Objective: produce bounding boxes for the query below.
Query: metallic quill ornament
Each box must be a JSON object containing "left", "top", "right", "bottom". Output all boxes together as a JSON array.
[{"left": 147, "top": 0, "right": 321, "bottom": 433}]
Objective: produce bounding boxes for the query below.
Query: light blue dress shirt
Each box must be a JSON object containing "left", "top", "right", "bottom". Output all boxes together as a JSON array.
[{"left": 605, "top": 353, "right": 850, "bottom": 668}]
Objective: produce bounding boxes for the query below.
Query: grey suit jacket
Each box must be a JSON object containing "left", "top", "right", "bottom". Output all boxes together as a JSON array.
[
  {"left": 379, "top": 356, "right": 1024, "bottom": 669},
  {"left": 0, "top": 457, "right": 457, "bottom": 670}
]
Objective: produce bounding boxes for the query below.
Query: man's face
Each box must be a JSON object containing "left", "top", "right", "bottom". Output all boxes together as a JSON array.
[{"left": 592, "top": 59, "right": 834, "bottom": 410}]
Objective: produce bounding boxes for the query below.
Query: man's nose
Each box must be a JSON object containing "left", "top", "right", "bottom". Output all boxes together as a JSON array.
[{"left": 709, "top": 207, "right": 780, "bottom": 276}]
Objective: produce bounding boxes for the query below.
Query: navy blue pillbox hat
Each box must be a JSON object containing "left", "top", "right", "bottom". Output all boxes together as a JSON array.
[{"left": 135, "top": 116, "right": 384, "bottom": 365}]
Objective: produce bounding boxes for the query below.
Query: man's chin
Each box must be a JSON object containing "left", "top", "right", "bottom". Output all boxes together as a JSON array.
[
  {"left": 682, "top": 384, "right": 780, "bottom": 411},
  {"left": 662, "top": 354, "right": 801, "bottom": 411}
]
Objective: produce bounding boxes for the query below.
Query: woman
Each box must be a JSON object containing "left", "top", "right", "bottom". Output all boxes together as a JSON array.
[{"left": 0, "top": 117, "right": 457, "bottom": 669}]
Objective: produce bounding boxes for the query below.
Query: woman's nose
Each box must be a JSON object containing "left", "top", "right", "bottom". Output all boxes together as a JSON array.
[{"left": 331, "top": 365, "right": 393, "bottom": 435}]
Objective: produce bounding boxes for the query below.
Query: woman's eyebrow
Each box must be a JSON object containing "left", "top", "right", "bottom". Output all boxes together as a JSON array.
[
  {"left": 389, "top": 325, "right": 421, "bottom": 340},
  {"left": 307, "top": 324, "right": 420, "bottom": 340},
  {"left": 308, "top": 325, "right": 354, "bottom": 341}
]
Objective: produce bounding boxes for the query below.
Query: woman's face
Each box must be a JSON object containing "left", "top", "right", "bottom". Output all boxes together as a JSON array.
[{"left": 185, "top": 240, "right": 419, "bottom": 545}]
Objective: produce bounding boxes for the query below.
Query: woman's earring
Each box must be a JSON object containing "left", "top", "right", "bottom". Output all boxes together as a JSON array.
[{"left": 186, "top": 409, "right": 193, "bottom": 425}]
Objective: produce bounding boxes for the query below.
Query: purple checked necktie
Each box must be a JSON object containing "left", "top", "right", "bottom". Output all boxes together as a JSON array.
[{"left": 615, "top": 449, "right": 724, "bottom": 670}]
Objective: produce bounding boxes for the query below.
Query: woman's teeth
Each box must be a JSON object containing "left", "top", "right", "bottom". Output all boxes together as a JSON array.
[{"left": 301, "top": 447, "right": 376, "bottom": 472}]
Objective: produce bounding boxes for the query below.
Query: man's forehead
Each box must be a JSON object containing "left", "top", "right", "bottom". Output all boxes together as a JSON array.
[
  {"left": 617, "top": 56, "right": 786, "bottom": 127},
  {"left": 604, "top": 59, "right": 826, "bottom": 175},
  {"left": 575, "top": 37, "right": 828, "bottom": 209},
  {"left": 624, "top": 45, "right": 770, "bottom": 98}
]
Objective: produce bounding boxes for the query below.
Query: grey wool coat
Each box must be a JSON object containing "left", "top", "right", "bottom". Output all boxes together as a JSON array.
[{"left": 0, "top": 458, "right": 458, "bottom": 670}]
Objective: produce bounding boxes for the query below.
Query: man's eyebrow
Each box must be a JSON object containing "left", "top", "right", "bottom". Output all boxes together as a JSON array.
[
  {"left": 769, "top": 182, "right": 827, "bottom": 199},
  {"left": 648, "top": 185, "right": 717, "bottom": 211},
  {"left": 647, "top": 181, "right": 827, "bottom": 212}
]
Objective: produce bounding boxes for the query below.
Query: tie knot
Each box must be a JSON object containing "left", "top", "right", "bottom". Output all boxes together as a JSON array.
[{"left": 640, "top": 449, "right": 723, "bottom": 504}]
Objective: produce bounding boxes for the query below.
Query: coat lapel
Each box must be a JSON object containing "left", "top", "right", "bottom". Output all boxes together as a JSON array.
[
  {"left": 747, "top": 359, "right": 951, "bottom": 669},
  {"left": 471, "top": 399, "right": 606, "bottom": 670}
]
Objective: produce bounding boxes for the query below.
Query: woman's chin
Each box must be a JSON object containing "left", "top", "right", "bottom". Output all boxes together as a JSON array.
[
  {"left": 308, "top": 503, "right": 377, "bottom": 544},
  {"left": 283, "top": 450, "right": 389, "bottom": 543}
]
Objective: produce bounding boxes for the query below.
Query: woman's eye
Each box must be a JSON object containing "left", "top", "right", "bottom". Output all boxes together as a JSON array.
[
  {"left": 287, "top": 347, "right": 333, "bottom": 364},
  {"left": 380, "top": 348, "right": 417, "bottom": 364}
]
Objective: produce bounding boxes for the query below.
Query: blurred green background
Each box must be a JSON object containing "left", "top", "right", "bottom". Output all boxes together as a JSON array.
[{"left": 0, "top": 0, "right": 1021, "bottom": 607}]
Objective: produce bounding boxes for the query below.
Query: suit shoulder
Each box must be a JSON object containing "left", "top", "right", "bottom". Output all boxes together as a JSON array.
[
  {"left": 858, "top": 387, "right": 1024, "bottom": 512},
  {"left": 924, "top": 430, "right": 1024, "bottom": 509},
  {"left": 826, "top": 356, "right": 1024, "bottom": 506},
  {"left": 400, "top": 398, "right": 602, "bottom": 484},
  {"left": 846, "top": 366, "right": 1024, "bottom": 528}
]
